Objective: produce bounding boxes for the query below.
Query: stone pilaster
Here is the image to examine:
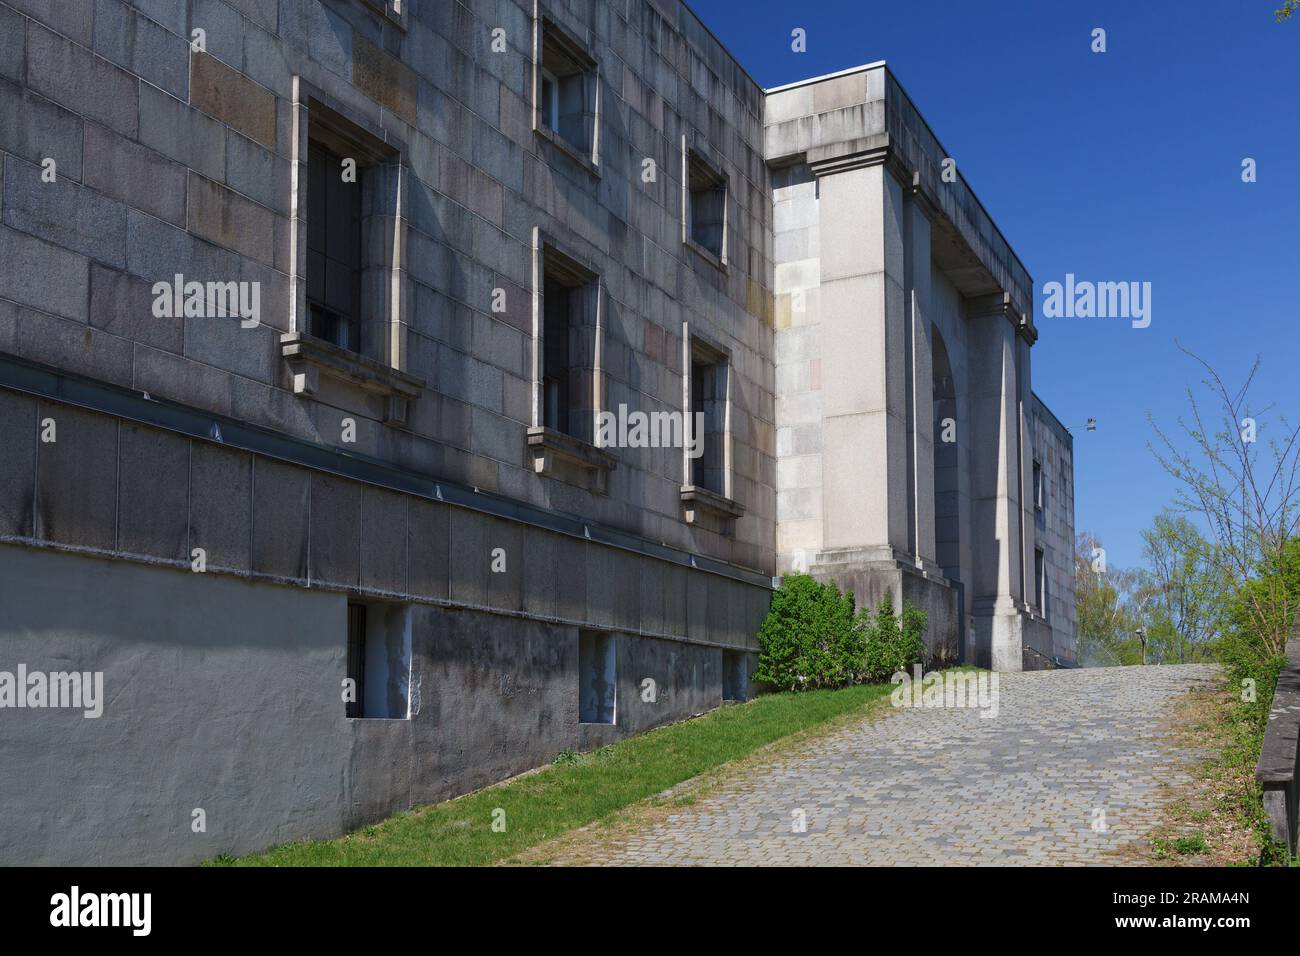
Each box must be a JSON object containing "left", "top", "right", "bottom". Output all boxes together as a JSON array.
[
  {"left": 814, "top": 154, "right": 909, "bottom": 561},
  {"left": 967, "top": 293, "right": 1032, "bottom": 670}
]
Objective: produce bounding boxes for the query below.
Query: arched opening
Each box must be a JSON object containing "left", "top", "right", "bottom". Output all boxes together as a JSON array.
[{"left": 932, "top": 326, "right": 964, "bottom": 656}]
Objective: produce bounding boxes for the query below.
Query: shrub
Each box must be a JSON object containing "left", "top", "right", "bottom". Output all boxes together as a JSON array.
[
  {"left": 753, "top": 574, "right": 862, "bottom": 691},
  {"left": 859, "top": 593, "right": 928, "bottom": 683}
]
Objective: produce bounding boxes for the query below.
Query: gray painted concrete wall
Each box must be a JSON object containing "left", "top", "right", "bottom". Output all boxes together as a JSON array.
[
  {"left": 0, "top": 544, "right": 352, "bottom": 865},
  {"left": 0, "top": 542, "right": 755, "bottom": 865}
]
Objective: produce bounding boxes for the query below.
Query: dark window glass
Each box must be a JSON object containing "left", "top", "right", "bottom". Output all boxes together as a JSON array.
[
  {"left": 691, "top": 353, "right": 727, "bottom": 495},
  {"left": 307, "top": 140, "right": 362, "bottom": 353}
]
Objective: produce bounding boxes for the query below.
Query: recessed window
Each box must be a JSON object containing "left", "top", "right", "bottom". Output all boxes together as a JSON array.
[
  {"left": 303, "top": 102, "right": 402, "bottom": 363},
  {"left": 685, "top": 148, "right": 727, "bottom": 264},
  {"left": 537, "top": 18, "right": 598, "bottom": 165},
  {"left": 722, "top": 650, "right": 747, "bottom": 702},
  {"left": 345, "top": 602, "right": 412, "bottom": 719},
  {"left": 539, "top": 241, "right": 599, "bottom": 442},
  {"left": 307, "top": 140, "right": 362, "bottom": 352},
  {"left": 1032, "top": 459, "right": 1044, "bottom": 512},
  {"left": 690, "top": 340, "right": 729, "bottom": 497},
  {"left": 578, "top": 630, "right": 616, "bottom": 725}
]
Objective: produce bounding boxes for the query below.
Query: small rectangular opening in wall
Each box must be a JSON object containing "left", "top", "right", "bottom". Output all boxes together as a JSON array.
[
  {"left": 722, "top": 650, "right": 747, "bottom": 702},
  {"left": 345, "top": 601, "right": 412, "bottom": 719},
  {"left": 578, "top": 630, "right": 616, "bottom": 724}
]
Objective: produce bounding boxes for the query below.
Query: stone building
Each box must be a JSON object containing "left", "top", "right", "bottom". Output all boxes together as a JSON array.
[
  {"left": 0, "top": 0, "right": 1073, "bottom": 864},
  {"left": 1030, "top": 395, "right": 1078, "bottom": 666}
]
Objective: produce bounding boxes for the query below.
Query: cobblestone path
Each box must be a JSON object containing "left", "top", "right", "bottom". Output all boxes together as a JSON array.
[{"left": 544, "top": 664, "right": 1222, "bottom": 865}]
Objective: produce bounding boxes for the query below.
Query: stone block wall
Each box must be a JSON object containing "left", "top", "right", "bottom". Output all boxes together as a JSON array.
[
  {"left": 1032, "top": 393, "right": 1077, "bottom": 664},
  {"left": 0, "top": 0, "right": 776, "bottom": 574}
]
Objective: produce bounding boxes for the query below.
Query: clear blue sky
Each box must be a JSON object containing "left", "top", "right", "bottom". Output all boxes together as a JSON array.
[{"left": 691, "top": 0, "right": 1300, "bottom": 570}]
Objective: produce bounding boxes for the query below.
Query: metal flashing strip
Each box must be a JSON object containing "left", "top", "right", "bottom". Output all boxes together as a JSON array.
[{"left": 0, "top": 353, "right": 772, "bottom": 590}]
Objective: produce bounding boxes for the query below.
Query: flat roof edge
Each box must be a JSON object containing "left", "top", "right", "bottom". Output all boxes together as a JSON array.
[{"left": 764, "top": 60, "right": 888, "bottom": 94}]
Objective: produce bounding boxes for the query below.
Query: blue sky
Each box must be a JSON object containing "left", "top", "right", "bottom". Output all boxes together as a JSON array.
[{"left": 691, "top": 0, "right": 1300, "bottom": 570}]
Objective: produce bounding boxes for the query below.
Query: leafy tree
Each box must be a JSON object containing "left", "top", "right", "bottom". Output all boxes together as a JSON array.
[
  {"left": 1074, "top": 531, "right": 1142, "bottom": 665},
  {"left": 1277, "top": 1, "right": 1298, "bottom": 22},
  {"left": 1222, "top": 537, "right": 1300, "bottom": 664},
  {"left": 1132, "top": 512, "right": 1226, "bottom": 663}
]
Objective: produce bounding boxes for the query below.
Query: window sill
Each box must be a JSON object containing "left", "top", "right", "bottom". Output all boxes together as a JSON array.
[
  {"left": 527, "top": 425, "right": 617, "bottom": 493},
  {"left": 357, "top": 0, "right": 406, "bottom": 31},
  {"left": 281, "top": 332, "right": 425, "bottom": 426},
  {"left": 535, "top": 124, "right": 601, "bottom": 179},
  {"left": 684, "top": 236, "right": 727, "bottom": 272},
  {"left": 680, "top": 484, "right": 744, "bottom": 524}
]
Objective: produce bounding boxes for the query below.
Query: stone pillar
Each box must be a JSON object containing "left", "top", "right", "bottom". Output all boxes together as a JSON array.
[
  {"left": 815, "top": 159, "right": 909, "bottom": 560},
  {"left": 967, "top": 293, "right": 1029, "bottom": 671}
]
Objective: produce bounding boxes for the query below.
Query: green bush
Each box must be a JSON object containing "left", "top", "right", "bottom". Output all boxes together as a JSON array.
[
  {"left": 859, "top": 593, "right": 928, "bottom": 683},
  {"left": 752, "top": 574, "right": 862, "bottom": 691}
]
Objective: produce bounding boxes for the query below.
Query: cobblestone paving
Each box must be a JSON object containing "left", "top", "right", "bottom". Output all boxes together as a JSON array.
[{"left": 549, "top": 665, "right": 1222, "bottom": 866}]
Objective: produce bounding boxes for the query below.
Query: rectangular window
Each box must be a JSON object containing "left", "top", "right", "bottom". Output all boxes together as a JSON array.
[
  {"left": 542, "top": 276, "right": 572, "bottom": 435},
  {"left": 578, "top": 630, "right": 616, "bottom": 724},
  {"left": 345, "top": 602, "right": 412, "bottom": 719},
  {"left": 722, "top": 650, "right": 747, "bottom": 703},
  {"left": 538, "top": 240, "right": 599, "bottom": 442},
  {"left": 685, "top": 148, "right": 727, "bottom": 264},
  {"left": 307, "top": 139, "right": 362, "bottom": 353},
  {"left": 303, "top": 103, "right": 403, "bottom": 364},
  {"left": 690, "top": 340, "right": 729, "bottom": 497},
  {"left": 1032, "top": 459, "right": 1044, "bottom": 512},
  {"left": 537, "top": 17, "right": 598, "bottom": 166}
]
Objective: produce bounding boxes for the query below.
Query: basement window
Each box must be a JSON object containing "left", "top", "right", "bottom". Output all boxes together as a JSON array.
[
  {"left": 722, "top": 650, "right": 747, "bottom": 702},
  {"left": 684, "top": 147, "right": 728, "bottom": 265},
  {"left": 578, "top": 630, "right": 616, "bottom": 725},
  {"left": 345, "top": 602, "right": 412, "bottom": 719}
]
